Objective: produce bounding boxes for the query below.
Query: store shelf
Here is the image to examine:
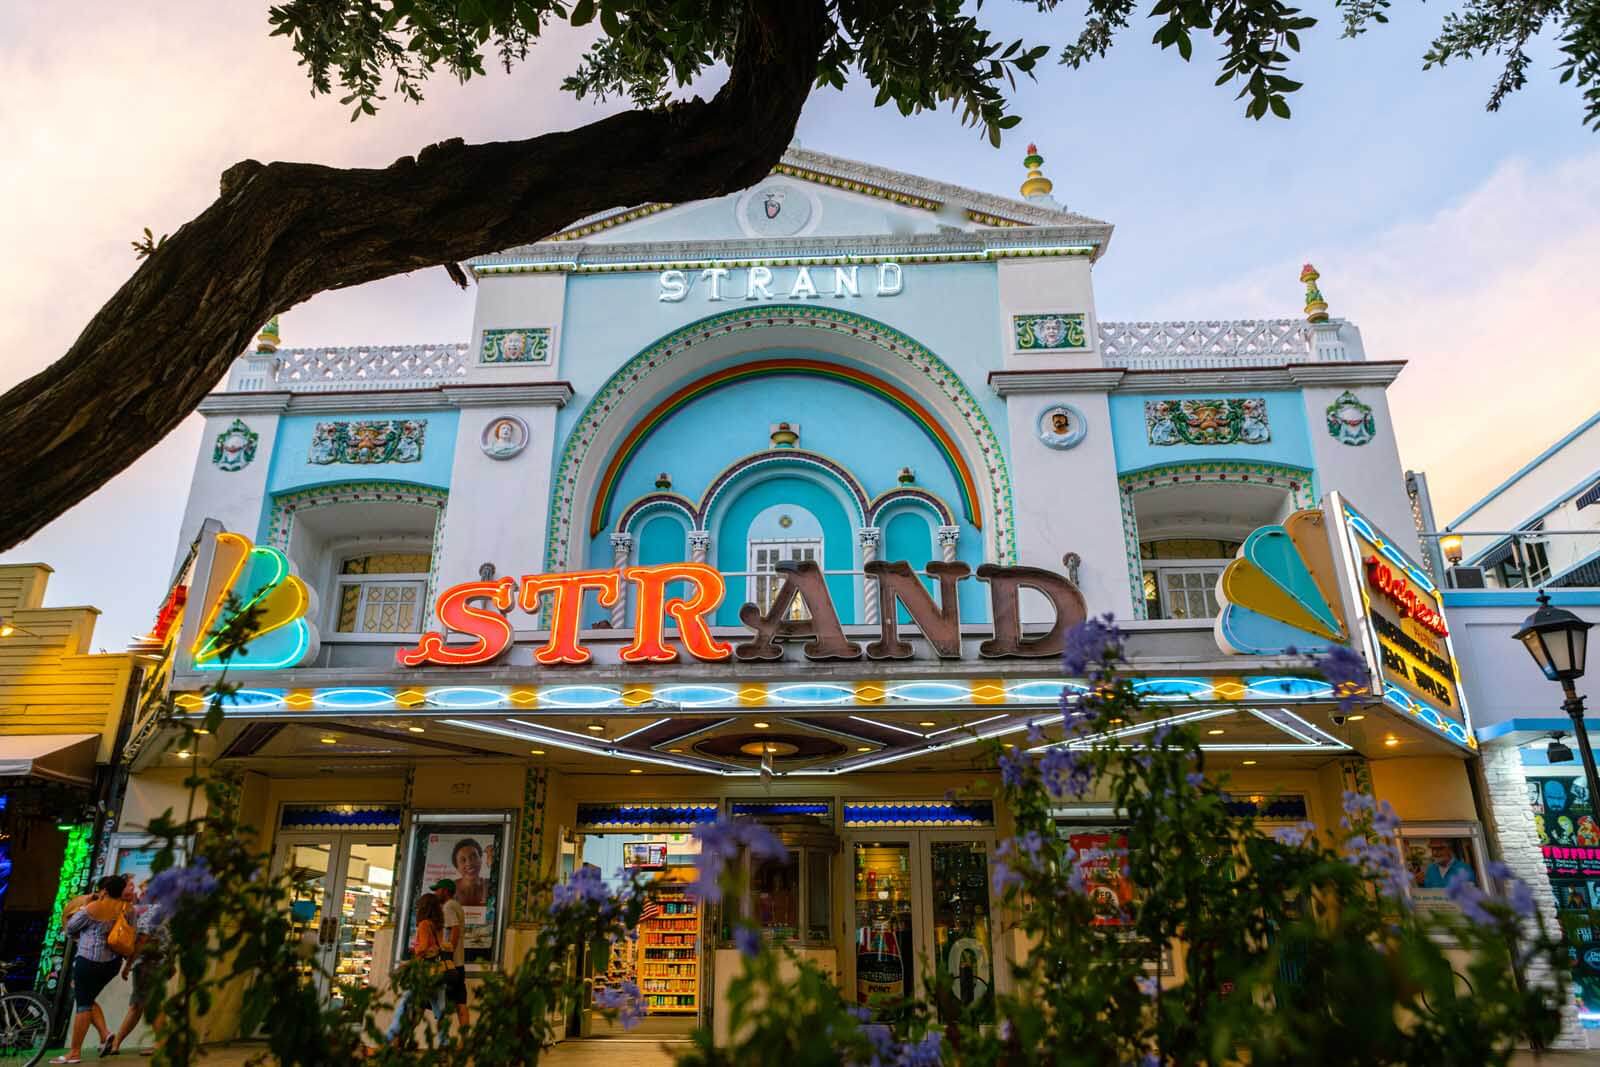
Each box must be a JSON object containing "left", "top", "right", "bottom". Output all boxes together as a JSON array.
[{"left": 636, "top": 884, "right": 698, "bottom": 1019}]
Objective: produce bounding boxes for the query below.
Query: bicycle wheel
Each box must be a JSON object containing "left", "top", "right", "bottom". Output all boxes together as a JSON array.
[{"left": 0, "top": 992, "right": 51, "bottom": 1067}]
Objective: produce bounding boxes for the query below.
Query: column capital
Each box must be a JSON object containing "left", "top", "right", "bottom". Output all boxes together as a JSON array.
[
  {"left": 858, "top": 526, "right": 883, "bottom": 550},
  {"left": 935, "top": 525, "right": 962, "bottom": 547}
]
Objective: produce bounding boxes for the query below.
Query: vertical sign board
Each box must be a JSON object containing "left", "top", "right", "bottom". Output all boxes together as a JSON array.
[{"left": 1326, "top": 492, "right": 1474, "bottom": 749}]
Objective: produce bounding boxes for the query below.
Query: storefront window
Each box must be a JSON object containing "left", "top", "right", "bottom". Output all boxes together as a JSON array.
[
  {"left": 754, "top": 852, "right": 800, "bottom": 940},
  {"left": 806, "top": 850, "right": 831, "bottom": 942},
  {"left": 1526, "top": 772, "right": 1600, "bottom": 1028},
  {"left": 854, "top": 842, "right": 914, "bottom": 1015},
  {"left": 930, "top": 841, "right": 994, "bottom": 1023}
]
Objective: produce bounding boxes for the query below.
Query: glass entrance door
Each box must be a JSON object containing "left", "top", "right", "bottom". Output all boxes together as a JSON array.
[
  {"left": 274, "top": 833, "right": 398, "bottom": 1007},
  {"left": 847, "top": 832, "right": 999, "bottom": 1018}
]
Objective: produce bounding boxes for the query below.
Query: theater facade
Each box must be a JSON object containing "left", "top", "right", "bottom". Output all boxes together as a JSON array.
[{"left": 118, "top": 146, "right": 1487, "bottom": 1038}]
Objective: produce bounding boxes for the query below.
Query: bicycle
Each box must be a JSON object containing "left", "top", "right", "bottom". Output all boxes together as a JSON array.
[{"left": 0, "top": 962, "right": 50, "bottom": 1067}]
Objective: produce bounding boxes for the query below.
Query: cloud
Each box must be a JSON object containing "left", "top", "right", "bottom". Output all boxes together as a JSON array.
[{"left": 1161, "top": 151, "right": 1600, "bottom": 524}]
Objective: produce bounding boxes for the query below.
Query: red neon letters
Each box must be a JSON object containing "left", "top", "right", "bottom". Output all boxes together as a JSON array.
[
  {"left": 397, "top": 563, "right": 728, "bottom": 667},
  {"left": 620, "top": 564, "right": 732, "bottom": 663},
  {"left": 397, "top": 577, "right": 517, "bottom": 666},
  {"left": 1363, "top": 555, "right": 1449, "bottom": 638}
]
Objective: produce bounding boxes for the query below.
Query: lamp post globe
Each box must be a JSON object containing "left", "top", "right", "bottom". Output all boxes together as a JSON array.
[{"left": 1515, "top": 591, "right": 1600, "bottom": 817}]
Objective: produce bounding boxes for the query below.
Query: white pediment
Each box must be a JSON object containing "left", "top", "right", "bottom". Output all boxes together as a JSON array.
[{"left": 511, "top": 146, "right": 1111, "bottom": 253}]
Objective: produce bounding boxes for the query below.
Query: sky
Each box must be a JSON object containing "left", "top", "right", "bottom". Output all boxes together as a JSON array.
[{"left": 1, "top": 2, "right": 1596, "bottom": 647}]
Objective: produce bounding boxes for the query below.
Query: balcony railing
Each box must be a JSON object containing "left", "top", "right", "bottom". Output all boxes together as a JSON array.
[
  {"left": 228, "top": 343, "right": 472, "bottom": 393},
  {"left": 1097, "top": 319, "right": 1364, "bottom": 369}
]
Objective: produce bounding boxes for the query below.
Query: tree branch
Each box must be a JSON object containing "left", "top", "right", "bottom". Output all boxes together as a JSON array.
[{"left": 0, "top": 0, "right": 828, "bottom": 549}]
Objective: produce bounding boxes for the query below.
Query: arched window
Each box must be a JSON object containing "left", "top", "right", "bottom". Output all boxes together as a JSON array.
[
  {"left": 746, "top": 503, "right": 824, "bottom": 619},
  {"left": 1122, "top": 468, "right": 1310, "bottom": 621}
]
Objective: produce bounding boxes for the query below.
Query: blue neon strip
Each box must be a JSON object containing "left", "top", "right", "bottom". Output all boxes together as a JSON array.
[
  {"left": 576, "top": 803, "right": 720, "bottom": 828},
  {"left": 842, "top": 801, "right": 994, "bottom": 827},
  {"left": 730, "top": 801, "right": 832, "bottom": 817}
]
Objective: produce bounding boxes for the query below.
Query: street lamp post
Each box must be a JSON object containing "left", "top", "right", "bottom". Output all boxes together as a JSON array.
[{"left": 1513, "top": 591, "right": 1600, "bottom": 813}]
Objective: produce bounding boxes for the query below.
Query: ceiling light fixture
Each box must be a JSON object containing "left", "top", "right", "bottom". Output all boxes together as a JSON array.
[
  {"left": 629, "top": 768, "right": 643, "bottom": 775},
  {"left": 752, "top": 721, "right": 770, "bottom": 729},
  {"left": 1384, "top": 736, "right": 1400, "bottom": 747},
  {"left": 530, "top": 748, "right": 546, "bottom": 756},
  {"left": 585, "top": 722, "right": 606, "bottom": 733},
  {"left": 1242, "top": 759, "right": 1257, "bottom": 766},
  {"left": 408, "top": 726, "right": 426, "bottom": 733},
  {"left": 856, "top": 746, "right": 872, "bottom": 753},
  {"left": 319, "top": 736, "right": 338, "bottom": 745},
  {"left": 175, "top": 750, "right": 192, "bottom": 760},
  {"left": 1347, "top": 714, "right": 1365, "bottom": 722},
  {"left": 1207, "top": 728, "right": 1226, "bottom": 736},
  {"left": 918, "top": 721, "right": 937, "bottom": 728}
]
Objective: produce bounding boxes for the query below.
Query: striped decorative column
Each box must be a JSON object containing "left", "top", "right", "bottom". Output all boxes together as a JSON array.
[
  {"left": 688, "top": 530, "right": 712, "bottom": 564},
  {"left": 936, "top": 525, "right": 961, "bottom": 563},
  {"left": 609, "top": 533, "right": 633, "bottom": 629},
  {"left": 858, "top": 527, "right": 882, "bottom": 625}
]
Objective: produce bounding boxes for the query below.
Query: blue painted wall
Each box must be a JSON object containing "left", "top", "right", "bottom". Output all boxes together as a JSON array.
[
  {"left": 883, "top": 508, "right": 936, "bottom": 624},
  {"left": 1108, "top": 391, "right": 1312, "bottom": 475},
  {"left": 267, "top": 410, "right": 458, "bottom": 495}
]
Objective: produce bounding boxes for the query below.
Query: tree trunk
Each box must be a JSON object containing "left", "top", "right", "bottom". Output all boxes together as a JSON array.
[{"left": 0, "top": 0, "right": 828, "bottom": 549}]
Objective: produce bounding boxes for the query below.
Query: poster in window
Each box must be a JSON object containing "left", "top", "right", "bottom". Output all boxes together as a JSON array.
[
  {"left": 1068, "top": 832, "right": 1133, "bottom": 928},
  {"left": 1397, "top": 827, "right": 1486, "bottom": 918},
  {"left": 402, "top": 818, "right": 508, "bottom": 965}
]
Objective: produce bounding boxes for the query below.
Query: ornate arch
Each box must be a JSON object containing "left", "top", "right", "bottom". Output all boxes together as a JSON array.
[
  {"left": 266, "top": 480, "right": 449, "bottom": 624},
  {"left": 698, "top": 450, "right": 870, "bottom": 530},
  {"left": 546, "top": 305, "right": 1014, "bottom": 571},
  {"left": 615, "top": 493, "right": 698, "bottom": 537},
  {"left": 1116, "top": 461, "right": 1315, "bottom": 620},
  {"left": 867, "top": 486, "right": 956, "bottom": 527}
]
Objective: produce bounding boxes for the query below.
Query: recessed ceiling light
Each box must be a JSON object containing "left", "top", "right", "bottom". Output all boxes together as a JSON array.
[
  {"left": 1108, "top": 718, "right": 1125, "bottom": 725},
  {"left": 629, "top": 768, "right": 643, "bottom": 774},
  {"left": 752, "top": 721, "right": 770, "bottom": 729},
  {"left": 175, "top": 750, "right": 192, "bottom": 760},
  {"left": 585, "top": 722, "right": 605, "bottom": 732},
  {"left": 918, "top": 721, "right": 936, "bottom": 728},
  {"left": 319, "top": 737, "right": 337, "bottom": 744},
  {"left": 193, "top": 728, "right": 210, "bottom": 735},
  {"left": 1003, "top": 742, "right": 1016, "bottom": 749},
  {"left": 408, "top": 725, "right": 425, "bottom": 733},
  {"left": 856, "top": 746, "right": 872, "bottom": 752},
  {"left": 668, "top": 748, "right": 684, "bottom": 754},
  {"left": 1242, "top": 759, "right": 1257, "bottom": 766},
  {"left": 530, "top": 748, "right": 546, "bottom": 756},
  {"left": 1348, "top": 714, "right": 1366, "bottom": 722},
  {"left": 1384, "top": 736, "right": 1400, "bottom": 747},
  {"left": 1206, "top": 728, "right": 1225, "bottom": 736}
]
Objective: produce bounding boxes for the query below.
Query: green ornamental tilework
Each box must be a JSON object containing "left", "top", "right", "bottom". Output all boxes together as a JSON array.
[
  {"left": 308, "top": 419, "right": 427, "bottom": 465},
  {"left": 1325, "top": 390, "right": 1376, "bottom": 447},
  {"left": 481, "top": 327, "right": 551, "bottom": 365},
  {"left": 1012, "top": 312, "right": 1087, "bottom": 350},
  {"left": 1144, "top": 398, "right": 1270, "bottom": 447},
  {"left": 1117, "top": 461, "right": 1315, "bottom": 620},
  {"left": 512, "top": 766, "right": 548, "bottom": 923},
  {"left": 544, "top": 305, "right": 1016, "bottom": 572},
  {"left": 212, "top": 418, "right": 258, "bottom": 472}
]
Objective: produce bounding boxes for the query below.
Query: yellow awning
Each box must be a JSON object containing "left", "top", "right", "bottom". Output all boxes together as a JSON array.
[{"left": 0, "top": 734, "right": 98, "bottom": 785}]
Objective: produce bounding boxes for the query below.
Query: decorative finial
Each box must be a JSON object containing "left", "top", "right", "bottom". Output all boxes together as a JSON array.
[
  {"left": 1020, "top": 143, "right": 1053, "bottom": 200},
  {"left": 897, "top": 467, "right": 916, "bottom": 485},
  {"left": 1300, "top": 264, "right": 1329, "bottom": 324},
  {"left": 655, "top": 472, "right": 673, "bottom": 490},
  {"left": 255, "top": 316, "right": 280, "bottom": 353},
  {"left": 770, "top": 422, "right": 799, "bottom": 449}
]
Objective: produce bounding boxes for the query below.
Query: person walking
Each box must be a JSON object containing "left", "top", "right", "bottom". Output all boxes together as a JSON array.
[
  {"left": 431, "top": 879, "right": 470, "bottom": 1032},
  {"left": 51, "top": 875, "right": 130, "bottom": 1064},
  {"left": 385, "top": 891, "right": 448, "bottom": 1048},
  {"left": 107, "top": 883, "right": 171, "bottom": 1056}
]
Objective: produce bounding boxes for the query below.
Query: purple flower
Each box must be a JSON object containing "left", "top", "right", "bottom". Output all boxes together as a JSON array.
[
  {"left": 1372, "top": 801, "right": 1401, "bottom": 837},
  {"left": 1185, "top": 772, "right": 1205, "bottom": 788},
  {"left": 998, "top": 749, "right": 1030, "bottom": 788},
  {"left": 594, "top": 979, "right": 644, "bottom": 1029},
  {"left": 144, "top": 860, "right": 217, "bottom": 914},
  {"left": 1507, "top": 878, "right": 1536, "bottom": 919},
  {"left": 901, "top": 1032, "right": 942, "bottom": 1067},
  {"left": 1062, "top": 614, "right": 1123, "bottom": 676},
  {"left": 550, "top": 864, "right": 611, "bottom": 914},
  {"left": 1018, "top": 830, "right": 1043, "bottom": 857},
  {"left": 690, "top": 818, "right": 789, "bottom": 903},
  {"left": 734, "top": 925, "right": 762, "bottom": 958},
  {"left": 1313, "top": 644, "right": 1371, "bottom": 712},
  {"left": 1445, "top": 869, "right": 1494, "bottom": 926},
  {"left": 1026, "top": 720, "right": 1045, "bottom": 744},
  {"left": 992, "top": 861, "right": 1023, "bottom": 894},
  {"left": 1272, "top": 822, "right": 1315, "bottom": 848},
  {"left": 1040, "top": 746, "right": 1091, "bottom": 799},
  {"left": 1137, "top": 976, "right": 1159, "bottom": 998}
]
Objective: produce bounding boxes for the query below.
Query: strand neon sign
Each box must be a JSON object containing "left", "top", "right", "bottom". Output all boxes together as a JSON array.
[{"left": 397, "top": 560, "right": 1085, "bottom": 668}]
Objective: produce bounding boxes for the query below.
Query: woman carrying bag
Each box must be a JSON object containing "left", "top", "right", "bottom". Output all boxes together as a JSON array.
[
  {"left": 52, "top": 875, "right": 132, "bottom": 1064},
  {"left": 384, "top": 892, "right": 449, "bottom": 1048}
]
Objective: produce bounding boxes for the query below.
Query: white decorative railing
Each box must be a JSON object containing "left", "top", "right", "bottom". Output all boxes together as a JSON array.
[
  {"left": 230, "top": 343, "right": 472, "bottom": 393},
  {"left": 1097, "top": 320, "right": 1360, "bottom": 369}
]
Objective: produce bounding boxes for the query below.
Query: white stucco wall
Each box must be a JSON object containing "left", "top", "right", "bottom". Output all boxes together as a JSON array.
[
  {"left": 469, "top": 272, "right": 569, "bottom": 381},
  {"left": 174, "top": 406, "right": 285, "bottom": 570},
  {"left": 1299, "top": 383, "right": 1418, "bottom": 558},
  {"left": 995, "top": 257, "right": 1100, "bottom": 372}
]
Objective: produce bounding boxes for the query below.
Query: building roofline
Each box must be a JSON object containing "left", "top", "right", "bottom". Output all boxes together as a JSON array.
[{"left": 1447, "top": 408, "right": 1600, "bottom": 528}]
